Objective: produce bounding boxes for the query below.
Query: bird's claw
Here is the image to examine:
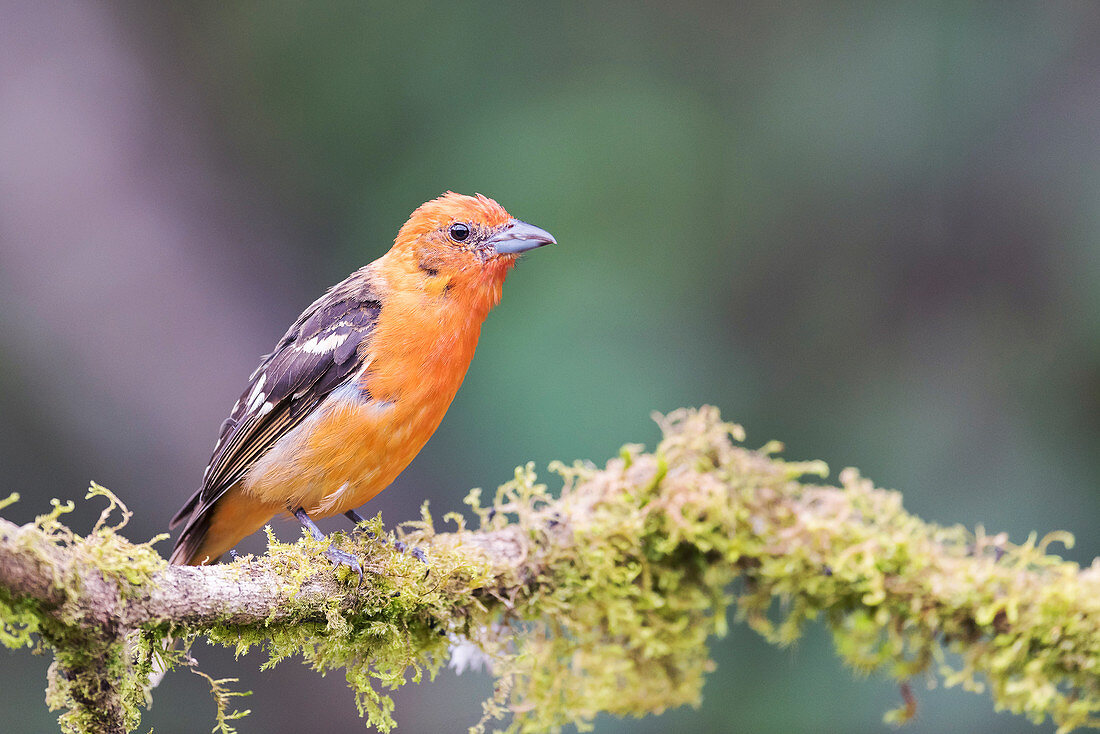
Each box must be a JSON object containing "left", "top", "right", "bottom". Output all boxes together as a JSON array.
[
  {"left": 324, "top": 546, "right": 364, "bottom": 586},
  {"left": 392, "top": 540, "right": 429, "bottom": 566},
  {"left": 343, "top": 509, "right": 426, "bottom": 566}
]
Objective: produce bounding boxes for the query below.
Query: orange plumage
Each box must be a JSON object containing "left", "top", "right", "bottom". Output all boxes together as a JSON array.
[{"left": 169, "top": 192, "right": 554, "bottom": 566}]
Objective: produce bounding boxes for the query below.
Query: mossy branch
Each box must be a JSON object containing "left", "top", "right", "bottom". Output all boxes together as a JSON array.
[{"left": 2, "top": 407, "right": 1099, "bottom": 733}]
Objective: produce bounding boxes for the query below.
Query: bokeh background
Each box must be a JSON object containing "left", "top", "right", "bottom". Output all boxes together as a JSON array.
[{"left": 2, "top": 2, "right": 1100, "bottom": 732}]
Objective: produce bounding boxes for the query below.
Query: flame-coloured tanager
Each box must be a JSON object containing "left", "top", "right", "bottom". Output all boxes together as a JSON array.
[{"left": 169, "top": 192, "right": 554, "bottom": 570}]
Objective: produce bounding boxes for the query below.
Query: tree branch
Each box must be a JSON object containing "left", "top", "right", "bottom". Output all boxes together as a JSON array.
[
  {"left": 0, "top": 516, "right": 525, "bottom": 629},
  {"left": 2, "top": 408, "right": 1099, "bottom": 733}
]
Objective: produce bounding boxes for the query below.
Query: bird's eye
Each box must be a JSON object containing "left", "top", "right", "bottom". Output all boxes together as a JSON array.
[{"left": 448, "top": 222, "right": 471, "bottom": 242}]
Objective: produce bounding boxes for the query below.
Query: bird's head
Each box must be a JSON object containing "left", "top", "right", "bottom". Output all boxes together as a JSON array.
[{"left": 392, "top": 192, "right": 555, "bottom": 292}]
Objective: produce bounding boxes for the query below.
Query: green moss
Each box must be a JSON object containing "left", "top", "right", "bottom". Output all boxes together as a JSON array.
[
  {"left": 3, "top": 486, "right": 165, "bottom": 733},
  {"left": 44, "top": 628, "right": 145, "bottom": 734},
  {"left": 5, "top": 410, "right": 1100, "bottom": 732},
  {"left": 0, "top": 496, "right": 44, "bottom": 653},
  {"left": 433, "top": 408, "right": 1100, "bottom": 733},
  {"left": 190, "top": 668, "right": 252, "bottom": 734},
  {"left": 82, "top": 483, "right": 169, "bottom": 591},
  {"left": 191, "top": 513, "right": 497, "bottom": 733},
  {"left": 0, "top": 596, "right": 40, "bottom": 650}
]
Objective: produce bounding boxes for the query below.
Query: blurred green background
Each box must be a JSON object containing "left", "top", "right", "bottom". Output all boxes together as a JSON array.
[{"left": 2, "top": 2, "right": 1099, "bottom": 732}]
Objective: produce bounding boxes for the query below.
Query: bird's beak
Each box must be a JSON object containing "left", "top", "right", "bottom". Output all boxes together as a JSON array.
[{"left": 488, "top": 219, "right": 557, "bottom": 255}]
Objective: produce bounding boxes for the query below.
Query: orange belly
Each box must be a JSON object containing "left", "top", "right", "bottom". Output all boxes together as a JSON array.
[
  {"left": 184, "top": 388, "right": 457, "bottom": 564},
  {"left": 241, "top": 381, "right": 451, "bottom": 517}
]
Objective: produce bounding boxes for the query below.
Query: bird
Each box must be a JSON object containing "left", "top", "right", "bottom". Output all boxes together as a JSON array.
[{"left": 168, "top": 192, "right": 554, "bottom": 571}]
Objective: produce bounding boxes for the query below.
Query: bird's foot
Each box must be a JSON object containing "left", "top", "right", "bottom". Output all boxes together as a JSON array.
[
  {"left": 295, "top": 506, "right": 364, "bottom": 585},
  {"left": 393, "top": 540, "right": 429, "bottom": 566},
  {"left": 324, "top": 546, "right": 364, "bottom": 586},
  {"left": 344, "top": 507, "right": 426, "bottom": 566}
]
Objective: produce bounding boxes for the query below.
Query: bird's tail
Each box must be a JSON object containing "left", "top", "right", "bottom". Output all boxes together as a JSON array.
[{"left": 168, "top": 487, "right": 274, "bottom": 565}]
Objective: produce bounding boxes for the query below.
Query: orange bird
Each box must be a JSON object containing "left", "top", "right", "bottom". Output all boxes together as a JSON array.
[{"left": 169, "top": 192, "right": 554, "bottom": 570}]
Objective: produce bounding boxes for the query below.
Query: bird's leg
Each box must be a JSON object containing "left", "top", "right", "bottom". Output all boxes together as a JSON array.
[
  {"left": 342, "top": 508, "right": 379, "bottom": 538},
  {"left": 344, "top": 508, "right": 368, "bottom": 525},
  {"left": 343, "top": 508, "right": 381, "bottom": 546},
  {"left": 344, "top": 507, "right": 427, "bottom": 564},
  {"left": 294, "top": 507, "right": 363, "bottom": 584}
]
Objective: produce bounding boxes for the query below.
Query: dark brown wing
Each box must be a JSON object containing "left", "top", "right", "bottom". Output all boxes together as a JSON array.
[{"left": 169, "top": 267, "right": 382, "bottom": 562}]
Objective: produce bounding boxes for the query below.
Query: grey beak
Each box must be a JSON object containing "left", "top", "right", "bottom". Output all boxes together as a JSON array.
[{"left": 488, "top": 219, "right": 557, "bottom": 255}]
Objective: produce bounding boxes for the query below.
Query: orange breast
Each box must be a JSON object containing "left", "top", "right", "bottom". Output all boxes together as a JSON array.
[{"left": 240, "top": 274, "right": 491, "bottom": 517}]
